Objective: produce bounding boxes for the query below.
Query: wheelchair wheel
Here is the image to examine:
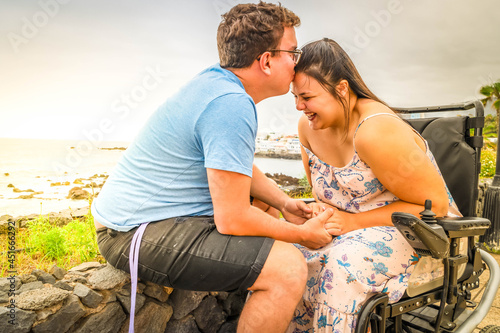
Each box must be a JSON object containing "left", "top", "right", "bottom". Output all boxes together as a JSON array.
[{"left": 480, "top": 325, "right": 500, "bottom": 333}]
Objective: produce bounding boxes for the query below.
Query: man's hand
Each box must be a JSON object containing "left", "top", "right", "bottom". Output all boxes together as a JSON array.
[
  {"left": 281, "top": 198, "right": 312, "bottom": 225},
  {"left": 298, "top": 209, "right": 335, "bottom": 249}
]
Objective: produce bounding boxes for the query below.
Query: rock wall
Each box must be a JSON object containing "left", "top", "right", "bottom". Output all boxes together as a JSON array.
[{"left": 0, "top": 262, "right": 246, "bottom": 333}]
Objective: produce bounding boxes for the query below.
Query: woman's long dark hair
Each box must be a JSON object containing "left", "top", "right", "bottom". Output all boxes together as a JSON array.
[{"left": 295, "top": 38, "right": 390, "bottom": 137}]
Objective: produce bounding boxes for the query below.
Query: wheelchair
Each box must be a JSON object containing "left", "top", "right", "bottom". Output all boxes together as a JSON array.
[{"left": 354, "top": 101, "right": 500, "bottom": 333}]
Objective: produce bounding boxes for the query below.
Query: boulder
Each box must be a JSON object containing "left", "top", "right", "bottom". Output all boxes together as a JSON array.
[
  {"left": 164, "top": 315, "right": 201, "bottom": 333},
  {"left": 0, "top": 306, "right": 36, "bottom": 333},
  {"left": 143, "top": 281, "right": 170, "bottom": 302},
  {"left": 68, "top": 301, "right": 126, "bottom": 333},
  {"left": 0, "top": 276, "right": 21, "bottom": 302},
  {"left": 16, "top": 281, "right": 44, "bottom": 295},
  {"left": 49, "top": 265, "right": 67, "bottom": 280},
  {"left": 169, "top": 290, "right": 209, "bottom": 320},
  {"left": 67, "top": 187, "right": 90, "bottom": 200},
  {"left": 31, "top": 295, "right": 85, "bottom": 333},
  {"left": 116, "top": 289, "right": 146, "bottom": 314},
  {"left": 73, "top": 283, "right": 103, "bottom": 308},
  {"left": 54, "top": 281, "right": 73, "bottom": 291},
  {"left": 69, "top": 261, "right": 103, "bottom": 273},
  {"left": 193, "top": 296, "right": 226, "bottom": 333},
  {"left": 118, "top": 301, "right": 173, "bottom": 333},
  {"left": 88, "top": 264, "right": 129, "bottom": 290},
  {"left": 32, "top": 269, "right": 56, "bottom": 285},
  {"left": 19, "top": 274, "right": 37, "bottom": 284},
  {"left": 16, "top": 287, "right": 70, "bottom": 311}
]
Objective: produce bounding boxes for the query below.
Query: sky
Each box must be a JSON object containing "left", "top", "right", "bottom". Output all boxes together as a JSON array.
[{"left": 1, "top": 0, "right": 499, "bottom": 141}]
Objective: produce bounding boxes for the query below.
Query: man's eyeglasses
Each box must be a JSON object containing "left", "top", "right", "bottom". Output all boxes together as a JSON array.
[{"left": 267, "top": 49, "right": 303, "bottom": 64}]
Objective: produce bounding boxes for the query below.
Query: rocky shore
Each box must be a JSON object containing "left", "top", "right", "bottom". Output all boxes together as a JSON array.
[
  {"left": 4, "top": 174, "right": 108, "bottom": 202},
  {"left": 254, "top": 152, "right": 301, "bottom": 160}
]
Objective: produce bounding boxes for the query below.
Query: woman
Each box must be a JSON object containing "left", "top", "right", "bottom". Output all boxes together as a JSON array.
[{"left": 287, "top": 38, "right": 460, "bottom": 332}]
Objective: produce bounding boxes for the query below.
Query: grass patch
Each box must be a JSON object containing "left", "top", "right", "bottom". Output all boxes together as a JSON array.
[{"left": 0, "top": 210, "right": 104, "bottom": 277}]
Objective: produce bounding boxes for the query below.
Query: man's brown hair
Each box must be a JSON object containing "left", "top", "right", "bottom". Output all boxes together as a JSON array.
[{"left": 217, "top": 1, "right": 300, "bottom": 69}]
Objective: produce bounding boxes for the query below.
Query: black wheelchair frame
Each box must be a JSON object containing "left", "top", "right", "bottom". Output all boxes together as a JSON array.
[{"left": 354, "top": 101, "right": 500, "bottom": 333}]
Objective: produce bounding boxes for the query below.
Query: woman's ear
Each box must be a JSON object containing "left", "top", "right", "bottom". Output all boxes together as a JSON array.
[{"left": 336, "top": 80, "right": 349, "bottom": 97}]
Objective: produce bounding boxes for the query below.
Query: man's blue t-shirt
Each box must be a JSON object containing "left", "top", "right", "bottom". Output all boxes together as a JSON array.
[{"left": 91, "top": 64, "right": 257, "bottom": 231}]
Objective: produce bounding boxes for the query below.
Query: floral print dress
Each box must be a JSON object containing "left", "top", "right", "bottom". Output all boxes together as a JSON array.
[{"left": 287, "top": 113, "right": 460, "bottom": 333}]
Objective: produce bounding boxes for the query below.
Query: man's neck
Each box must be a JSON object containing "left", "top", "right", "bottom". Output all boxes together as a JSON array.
[{"left": 227, "top": 65, "right": 268, "bottom": 104}]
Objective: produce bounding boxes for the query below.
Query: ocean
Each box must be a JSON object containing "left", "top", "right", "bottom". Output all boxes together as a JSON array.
[{"left": 0, "top": 138, "right": 304, "bottom": 217}]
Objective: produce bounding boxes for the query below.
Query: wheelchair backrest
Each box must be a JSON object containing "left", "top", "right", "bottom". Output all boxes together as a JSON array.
[{"left": 395, "top": 101, "right": 485, "bottom": 217}]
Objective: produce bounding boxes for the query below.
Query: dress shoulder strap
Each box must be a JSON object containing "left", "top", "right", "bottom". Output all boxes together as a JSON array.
[
  {"left": 353, "top": 113, "right": 426, "bottom": 152},
  {"left": 353, "top": 113, "right": 401, "bottom": 139}
]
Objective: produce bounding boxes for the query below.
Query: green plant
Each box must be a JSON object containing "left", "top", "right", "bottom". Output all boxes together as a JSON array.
[
  {"left": 43, "top": 228, "right": 66, "bottom": 260},
  {"left": 480, "top": 145, "right": 497, "bottom": 178},
  {"left": 480, "top": 80, "right": 500, "bottom": 137},
  {"left": 0, "top": 210, "right": 103, "bottom": 276},
  {"left": 484, "top": 115, "right": 498, "bottom": 138}
]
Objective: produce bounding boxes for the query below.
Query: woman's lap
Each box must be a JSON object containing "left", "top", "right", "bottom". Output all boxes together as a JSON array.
[{"left": 289, "top": 226, "right": 419, "bottom": 332}]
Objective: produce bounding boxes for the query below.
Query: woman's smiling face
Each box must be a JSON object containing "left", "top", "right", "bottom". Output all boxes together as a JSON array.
[{"left": 292, "top": 72, "right": 344, "bottom": 130}]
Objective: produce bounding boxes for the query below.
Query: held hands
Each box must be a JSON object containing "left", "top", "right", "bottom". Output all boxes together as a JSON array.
[
  {"left": 308, "top": 202, "right": 356, "bottom": 236},
  {"left": 281, "top": 198, "right": 313, "bottom": 225},
  {"left": 299, "top": 209, "right": 335, "bottom": 249}
]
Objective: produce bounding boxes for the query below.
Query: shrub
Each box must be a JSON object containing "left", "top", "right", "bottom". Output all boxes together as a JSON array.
[{"left": 480, "top": 146, "right": 497, "bottom": 178}]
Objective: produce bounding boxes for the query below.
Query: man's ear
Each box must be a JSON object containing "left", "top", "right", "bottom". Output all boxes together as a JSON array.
[
  {"left": 336, "top": 80, "right": 349, "bottom": 97},
  {"left": 257, "top": 51, "right": 272, "bottom": 75}
]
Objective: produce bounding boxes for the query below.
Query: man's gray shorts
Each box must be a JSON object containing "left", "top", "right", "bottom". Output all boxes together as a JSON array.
[{"left": 96, "top": 216, "right": 275, "bottom": 292}]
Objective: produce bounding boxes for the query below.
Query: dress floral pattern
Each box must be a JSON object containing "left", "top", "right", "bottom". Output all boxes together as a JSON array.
[{"left": 287, "top": 113, "right": 460, "bottom": 333}]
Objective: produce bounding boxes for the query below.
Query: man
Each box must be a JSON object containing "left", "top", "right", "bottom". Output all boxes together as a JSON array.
[{"left": 92, "top": 2, "right": 333, "bottom": 332}]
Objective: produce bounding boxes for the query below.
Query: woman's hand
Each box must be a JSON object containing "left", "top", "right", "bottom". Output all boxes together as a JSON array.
[
  {"left": 324, "top": 210, "right": 358, "bottom": 236},
  {"left": 308, "top": 202, "right": 337, "bottom": 217},
  {"left": 281, "top": 198, "right": 313, "bottom": 225}
]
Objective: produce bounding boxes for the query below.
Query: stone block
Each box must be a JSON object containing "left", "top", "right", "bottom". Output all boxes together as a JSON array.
[
  {"left": 118, "top": 300, "right": 173, "bottom": 333},
  {"left": 143, "top": 281, "right": 169, "bottom": 302},
  {"left": 54, "top": 280, "right": 73, "bottom": 291},
  {"left": 68, "top": 301, "right": 126, "bottom": 333},
  {"left": 70, "top": 207, "right": 89, "bottom": 219},
  {"left": 16, "top": 281, "right": 44, "bottom": 295},
  {"left": 164, "top": 315, "right": 201, "bottom": 333},
  {"left": 73, "top": 283, "right": 104, "bottom": 308},
  {"left": 49, "top": 265, "right": 67, "bottom": 280},
  {"left": 218, "top": 320, "right": 238, "bottom": 333},
  {"left": 0, "top": 306, "right": 36, "bottom": 333},
  {"left": 222, "top": 291, "right": 247, "bottom": 317},
  {"left": 0, "top": 276, "right": 21, "bottom": 302},
  {"left": 69, "top": 261, "right": 103, "bottom": 273},
  {"left": 32, "top": 269, "right": 56, "bottom": 285},
  {"left": 16, "top": 286, "right": 70, "bottom": 311},
  {"left": 100, "top": 289, "right": 117, "bottom": 303},
  {"left": 193, "top": 296, "right": 226, "bottom": 333},
  {"left": 88, "top": 264, "right": 129, "bottom": 290},
  {"left": 0, "top": 276, "right": 22, "bottom": 293},
  {"left": 169, "top": 289, "right": 209, "bottom": 320},
  {"left": 116, "top": 290, "right": 146, "bottom": 314},
  {"left": 0, "top": 215, "right": 16, "bottom": 233},
  {"left": 19, "top": 274, "right": 37, "bottom": 284},
  {"left": 64, "top": 275, "right": 88, "bottom": 284},
  {"left": 32, "top": 295, "right": 85, "bottom": 333}
]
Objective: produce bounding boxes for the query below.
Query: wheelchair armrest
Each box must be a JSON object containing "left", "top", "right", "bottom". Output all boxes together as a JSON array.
[
  {"left": 392, "top": 212, "right": 449, "bottom": 259},
  {"left": 436, "top": 216, "right": 491, "bottom": 238}
]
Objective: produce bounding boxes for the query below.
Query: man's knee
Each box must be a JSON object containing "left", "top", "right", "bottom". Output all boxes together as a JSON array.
[{"left": 251, "top": 241, "right": 307, "bottom": 291}]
